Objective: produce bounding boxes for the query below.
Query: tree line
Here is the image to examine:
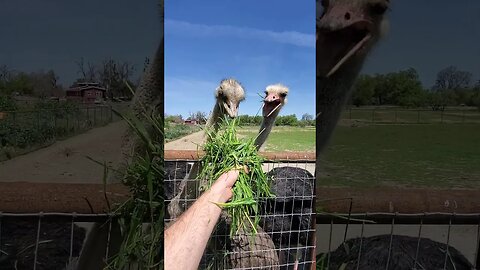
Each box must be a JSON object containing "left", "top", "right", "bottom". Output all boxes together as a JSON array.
[
  {"left": 166, "top": 113, "right": 315, "bottom": 127},
  {"left": 351, "top": 66, "right": 480, "bottom": 110},
  {"left": 0, "top": 57, "right": 142, "bottom": 101}
]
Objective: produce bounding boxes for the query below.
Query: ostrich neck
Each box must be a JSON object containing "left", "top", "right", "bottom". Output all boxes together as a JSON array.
[
  {"left": 316, "top": 58, "right": 365, "bottom": 156},
  {"left": 206, "top": 101, "right": 223, "bottom": 132},
  {"left": 255, "top": 110, "right": 280, "bottom": 151},
  {"left": 131, "top": 42, "right": 163, "bottom": 117}
]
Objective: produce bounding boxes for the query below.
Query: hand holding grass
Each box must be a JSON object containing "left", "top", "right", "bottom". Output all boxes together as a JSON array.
[
  {"left": 165, "top": 170, "right": 240, "bottom": 270},
  {"left": 208, "top": 170, "right": 240, "bottom": 204}
]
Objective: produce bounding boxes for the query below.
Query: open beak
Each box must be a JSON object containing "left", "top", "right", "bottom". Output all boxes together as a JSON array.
[
  {"left": 262, "top": 94, "right": 284, "bottom": 117},
  {"left": 317, "top": 20, "right": 373, "bottom": 77}
]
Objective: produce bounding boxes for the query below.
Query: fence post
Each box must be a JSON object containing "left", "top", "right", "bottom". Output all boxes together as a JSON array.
[
  {"left": 349, "top": 108, "right": 352, "bottom": 120},
  {"left": 372, "top": 109, "right": 375, "bottom": 123},
  {"left": 441, "top": 110, "right": 444, "bottom": 123},
  {"left": 66, "top": 108, "right": 69, "bottom": 133},
  {"left": 94, "top": 107, "right": 97, "bottom": 126},
  {"left": 37, "top": 110, "right": 40, "bottom": 130},
  {"left": 54, "top": 110, "right": 57, "bottom": 135}
]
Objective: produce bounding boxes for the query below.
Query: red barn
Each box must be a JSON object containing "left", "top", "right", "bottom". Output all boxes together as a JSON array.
[{"left": 66, "top": 82, "right": 106, "bottom": 104}]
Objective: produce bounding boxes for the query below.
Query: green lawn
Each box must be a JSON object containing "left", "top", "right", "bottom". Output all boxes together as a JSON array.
[
  {"left": 237, "top": 126, "right": 315, "bottom": 152},
  {"left": 318, "top": 123, "right": 480, "bottom": 188}
]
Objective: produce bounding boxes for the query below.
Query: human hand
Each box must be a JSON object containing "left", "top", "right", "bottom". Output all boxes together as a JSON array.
[{"left": 208, "top": 170, "right": 239, "bottom": 204}]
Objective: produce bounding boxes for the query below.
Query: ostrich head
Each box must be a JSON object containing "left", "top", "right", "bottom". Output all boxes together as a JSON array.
[
  {"left": 316, "top": 0, "right": 390, "bottom": 155},
  {"left": 215, "top": 78, "right": 246, "bottom": 118},
  {"left": 317, "top": 0, "right": 390, "bottom": 77},
  {"left": 262, "top": 84, "right": 289, "bottom": 119}
]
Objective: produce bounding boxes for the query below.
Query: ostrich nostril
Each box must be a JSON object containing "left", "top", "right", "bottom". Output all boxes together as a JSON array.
[{"left": 345, "top": 12, "right": 351, "bottom": 20}]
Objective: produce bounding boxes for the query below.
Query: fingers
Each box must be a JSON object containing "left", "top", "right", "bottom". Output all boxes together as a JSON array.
[{"left": 221, "top": 170, "right": 239, "bottom": 187}]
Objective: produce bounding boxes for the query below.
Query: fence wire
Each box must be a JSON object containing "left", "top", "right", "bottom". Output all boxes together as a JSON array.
[
  {"left": 316, "top": 212, "right": 480, "bottom": 270},
  {"left": 165, "top": 158, "right": 316, "bottom": 270}
]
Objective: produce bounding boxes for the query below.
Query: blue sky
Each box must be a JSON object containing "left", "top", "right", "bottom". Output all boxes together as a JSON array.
[
  {"left": 164, "top": 0, "right": 316, "bottom": 118},
  {"left": 357, "top": 0, "right": 480, "bottom": 87},
  {"left": 0, "top": 1, "right": 478, "bottom": 115}
]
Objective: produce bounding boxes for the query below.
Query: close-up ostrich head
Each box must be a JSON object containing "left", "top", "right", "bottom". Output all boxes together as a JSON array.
[
  {"left": 317, "top": 0, "right": 390, "bottom": 77},
  {"left": 316, "top": 0, "right": 390, "bottom": 155},
  {"left": 215, "top": 78, "right": 246, "bottom": 118},
  {"left": 262, "top": 83, "right": 289, "bottom": 118}
]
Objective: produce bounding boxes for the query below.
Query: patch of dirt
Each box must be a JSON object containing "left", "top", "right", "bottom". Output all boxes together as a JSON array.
[
  {"left": 164, "top": 130, "right": 205, "bottom": 151},
  {"left": 0, "top": 121, "right": 127, "bottom": 183}
]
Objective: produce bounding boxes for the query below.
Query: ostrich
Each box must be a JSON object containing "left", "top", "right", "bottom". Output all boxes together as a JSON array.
[
  {"left": 227, "top": 84, "right": 290, "bottom": 269},
  {"left": 316, "top": 1, "right": 472, "bottom": 268},
  {"left": 255, "top": 84, "right": 289, "bottom": 151},
  {"left": 165, "top": 78, "right": 245, "bottom": 220},
  {"left": 320, "top": 234, "right": 473, "bottom": 270}
]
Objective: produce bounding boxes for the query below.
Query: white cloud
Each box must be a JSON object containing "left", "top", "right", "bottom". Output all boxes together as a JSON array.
[{"left": 165, "top": 19, "right": 314, "bottom": 48}]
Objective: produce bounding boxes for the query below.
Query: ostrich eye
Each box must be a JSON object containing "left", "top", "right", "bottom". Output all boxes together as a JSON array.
[
  {"left": 280, "top": 92, "right": 287, "bottom": 98},
  {"left": 370, "top": 2, "right": 388, "bottom": 15}
]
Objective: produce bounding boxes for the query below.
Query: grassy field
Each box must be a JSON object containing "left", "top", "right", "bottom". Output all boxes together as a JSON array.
[
  {"left": 318, "top": 123, "right": 480, "bottom": 188},
  {"left": 237, "top": 126, "right": 315, "bottom": 152}
]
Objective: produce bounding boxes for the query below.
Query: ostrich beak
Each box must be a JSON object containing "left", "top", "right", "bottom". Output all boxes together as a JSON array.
[
  {"left": 263, "top": 93, "right": 285, "bottom": 117},
  {"left": 223, "top": 101, "right": 238, "bottom": 118},
  {"left": 317, "top": 4, "right": 375, "bottom": 77}
]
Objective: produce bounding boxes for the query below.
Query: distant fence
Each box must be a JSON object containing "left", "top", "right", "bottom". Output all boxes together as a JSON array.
[
  {"left": 0, "top": 104, "right": 129, "bottom": 160},
  {"left": 342, "top": 108, "right": 480, "bottom": 124}
]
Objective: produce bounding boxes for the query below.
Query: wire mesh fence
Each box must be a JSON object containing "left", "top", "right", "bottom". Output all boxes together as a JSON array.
[
  {"left": 0, "top": 104, "right": 128, "bottom": 161},
  {"left": 316, "top": 212, "right": 480, "bottom": 270},
  {"left": 0, "top": 213, "right": 116, "bottom": 270},
  {"left": 342, "top": 108, "right": 480, "bottom": 124},
  {"left": 165, "top": 156, "right": 316, "bottom": 270}
]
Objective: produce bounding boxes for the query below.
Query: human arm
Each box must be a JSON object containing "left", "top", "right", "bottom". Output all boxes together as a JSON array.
[{"left": 164, "top": 170, "right": 239, "bottom": 270}]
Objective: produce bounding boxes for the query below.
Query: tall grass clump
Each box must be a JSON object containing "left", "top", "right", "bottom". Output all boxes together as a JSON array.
[
  {"left": 198, "top": 117, "right": 274, "bottom": 237},
  {"left": 103, "top": 85, "right": 164, "bottom": 270}
]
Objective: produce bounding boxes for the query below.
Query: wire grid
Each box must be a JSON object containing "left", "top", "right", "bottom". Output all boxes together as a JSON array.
[
  {"left": 316, "top": 212, "right": 480, "bottom": 270},
  {"left": 165, "top": 159, "right": 316, "bottom": 270},
  {"left": 0, "top": 213, "right": 135, "bottom": 270}
]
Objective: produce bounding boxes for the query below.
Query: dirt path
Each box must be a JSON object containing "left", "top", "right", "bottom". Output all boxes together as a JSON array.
[
  {"left": 0, "top": 121, "right": 127, "bottom": 183},
  {"left": 165, "top": 130, "right": 206, "bottom": 150}
]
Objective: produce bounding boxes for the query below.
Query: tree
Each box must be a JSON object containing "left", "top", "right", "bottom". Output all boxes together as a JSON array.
[
  {"left": 75, "top": 57, "right": 97, "bottom": 82},
  {"left": 189, "top": 111, "right": 207, "bottom": 124},
  {"left": 97, "top": 58, "right": 136, "bottom": 99},
  {"left": 301, "top": 113, "right": 313, "bottom": 121},
  {"left": 352, "top": 74, "right": 376, "bottom": 106},
  {"left": 276, "top": 114, "right": 298, "bottom": 126},
  {"left": 434, "top": 66, "right": 472, "bottom": 91}
]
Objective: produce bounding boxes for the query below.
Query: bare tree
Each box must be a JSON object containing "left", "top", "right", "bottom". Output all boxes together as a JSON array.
[
  {"left": 75, "top": 57, "right": 97, "bottom": 82},
  {"left": 0, "top": 65, "right": 11, "bottom": 83},
  {"left": 97, "top": 58, "right": 135, "bottom": 98},
  {"left": 434, "top": 66, "right": 472, "bottom": 91}
]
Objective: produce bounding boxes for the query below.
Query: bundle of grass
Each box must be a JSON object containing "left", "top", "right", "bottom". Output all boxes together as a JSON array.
[
  {"left": 198, "top": 117, "right": 274, "bottom": 237},
  {"left": 103, "top": 100, "right": 164, "bottom": 270}
]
